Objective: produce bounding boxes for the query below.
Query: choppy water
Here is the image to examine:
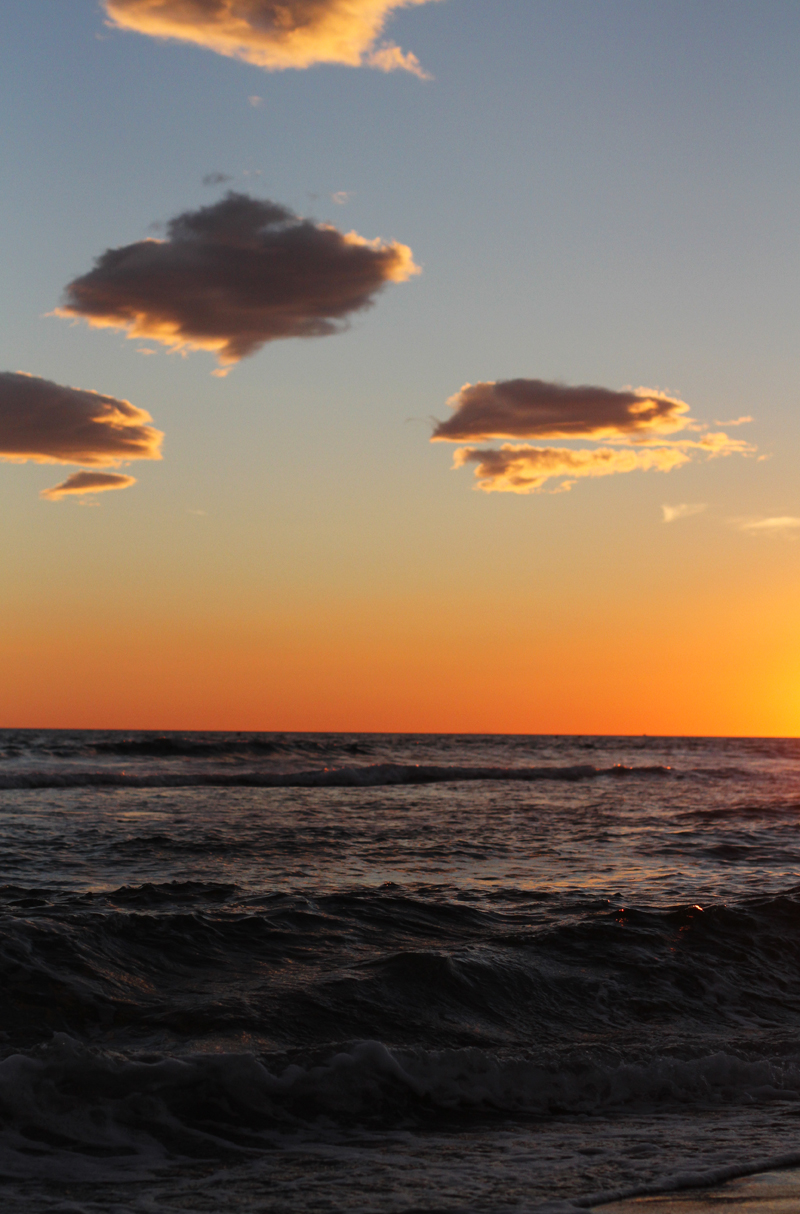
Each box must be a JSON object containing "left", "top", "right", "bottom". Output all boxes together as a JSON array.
[{"left": 2, "top": 731, "right": 800, "bottom": 1212}]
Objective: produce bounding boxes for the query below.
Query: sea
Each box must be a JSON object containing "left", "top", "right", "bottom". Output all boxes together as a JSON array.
[{"left": 2, "top": 731, "right": 800, "bottom": 1212}]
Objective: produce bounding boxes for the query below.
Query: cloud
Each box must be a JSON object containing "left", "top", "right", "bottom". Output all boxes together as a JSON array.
[
  {"left": 56, "top": 192, "right": 420, "bottom": 369},
  {"left": 365, "top": 41, "right": 430, "bottom": 78},
  {"left": 433, "top": 379, "right": 693, "bottom": 443},
  {"left": 715, "top": 415, "right": 752, "bottom": 426},
  {"left": 676, "top": 431, "right": 754, "bottom": 457},
  {"left": 433, "top": 377, "right": 756, "bottom": 496},
  {"left": 202, "top": 171, "right": 233, "bottom": 185},
  {"left": 0, "top": 372, "right": 163, "bottom": 466},
  {"left": 662, "top": 502, "right": 707, "bottom": 523},
  {"left": 41, "top": 471, "right": 137, "bottom": 501},
  {"left": 248, "top": 94, "right": 263, "bottom": 106},
  {"left": 331, "top": 191, "right": 352, "bottom": 204},
  {"left": 737, "top": 516, "right": 800, "bottom": 535},
  {"left": 102, "top": 0, "right": 439, "bottom": 76},
  {"left": 452, "top": 445, "right": 690, "bottom": 494}
]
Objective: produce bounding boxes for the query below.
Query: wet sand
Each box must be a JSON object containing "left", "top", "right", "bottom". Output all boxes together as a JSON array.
[{"left": 594, "top": 1167, "right": 800, "bottom": 1212}]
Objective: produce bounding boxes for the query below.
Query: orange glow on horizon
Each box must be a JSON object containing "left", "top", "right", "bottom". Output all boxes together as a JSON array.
[{"left": 3, "top": 584, "right": 799, "bottom": 736}]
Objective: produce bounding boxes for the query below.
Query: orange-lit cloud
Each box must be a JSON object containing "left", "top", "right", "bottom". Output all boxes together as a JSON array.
[
  {"left": 57, "top": 192, "right": 420, "bottom": 369},
  {"left": 452, "top": 444, "right": 690, "bottom": 494},
  {"left": 672, "top": 431, "right": 754, "bottom": 456},
  {"left": 433, "top": 379, "right": 693, "bottom": 442},
  {"left": 0, "top": 372, "right": 163, "bottom": 466},
  {"left": 435, "top": 378, "right": 756, "bottom": 495},
  {"left": 102, "top": 0, "right": 439, "bottom": 76},
  {"left": 41, "top": 471, "right": 137, "bottom": 501}
]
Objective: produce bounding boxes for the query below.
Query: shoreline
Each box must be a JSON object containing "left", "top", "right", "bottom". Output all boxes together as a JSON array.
[{"left": 583, "top": 1162, "right": 800, "bottom": 1213}]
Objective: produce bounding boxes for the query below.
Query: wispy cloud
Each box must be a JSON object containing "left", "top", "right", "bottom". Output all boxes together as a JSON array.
[
  {"left": 662, "top": 502, "right": 707, "bottom": 523},
  {"left": 737, "top": 516, "right": 800, "bottom": 535},
  {"left": 671, "top": 432, "right": 754, "bottom": 457},
  {"left": 715, "top": 416, "right": 752, "bottom": 426},
  {"left": 0, "top": 372, "right": 162, "bottom": 467},
  {"left": 452, "top": 445, "right": 689, "bottom": 494},
  {"left": 365, "top": 41, "right": 431, "bottom": 79},
  {"left": 102, "top": 0, "right": 440, "bottom": 76},
  {"left": 41, "top": 471, "right": 137, "bottom": 501},
  {"left": 56, "top": 192, "right": 419, "bottom": 371},
  {"left": 202, "top": 171, "right": 233, "bottom": 186}
]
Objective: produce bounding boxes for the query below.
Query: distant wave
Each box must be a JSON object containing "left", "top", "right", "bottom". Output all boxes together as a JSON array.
[
  {"left": 89, "top": 736, "right": 370, "bottom": 758},
  {"left": 0, "top": 762, "right": 671, "bottom": 790}
]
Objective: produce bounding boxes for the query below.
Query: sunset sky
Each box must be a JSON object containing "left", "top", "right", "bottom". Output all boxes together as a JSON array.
[{"left": 3, "top": 0, "right": 800, "bottom": 734}]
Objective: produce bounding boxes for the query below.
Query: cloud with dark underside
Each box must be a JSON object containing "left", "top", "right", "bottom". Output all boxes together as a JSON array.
[
  {"left": 433, "top": 378, "right": 755, "bottom": 494},
  {"left": 56, "top": 192, "right": 419, "bottom": 371},
  {"left": 0, "top": 372, "right": 163, "bottom": 466},
  {"left": 41, "top": 471, "right": 138, "bottom": 501},
  {"left": 102, "top": 0, "right": 440, "bottom": 78},
  {"left": 433, "top": 379, "right": 693, "bottom": 442}
]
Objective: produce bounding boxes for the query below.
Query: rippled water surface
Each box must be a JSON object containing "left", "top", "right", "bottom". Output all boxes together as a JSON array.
[{"left": 2, "top": 731, "right": 800, "bottom": 1212}]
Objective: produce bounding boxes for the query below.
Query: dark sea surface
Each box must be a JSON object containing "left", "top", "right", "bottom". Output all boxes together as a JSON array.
[{"left": 2, "top": 731, "right": 800, "bottom": 1212}]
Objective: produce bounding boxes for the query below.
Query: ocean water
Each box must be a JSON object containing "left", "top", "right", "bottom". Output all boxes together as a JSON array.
[{"left": 2, "top": 731, "right": 800, "bottom": 1212}]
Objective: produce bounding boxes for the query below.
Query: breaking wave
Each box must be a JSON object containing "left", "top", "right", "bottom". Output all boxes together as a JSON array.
[{"left": 2, "top": 1034, "right": 800, "bottom": 1182}]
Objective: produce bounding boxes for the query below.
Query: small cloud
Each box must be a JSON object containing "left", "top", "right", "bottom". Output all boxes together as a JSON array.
[
  {"left": 136, "top": 346, "right": 156, "bottom": 355},
  {"left": 680, "top": 431, "right": 755, "bottom": 457},
  {"left": 202, "top": 172, "right": 233, "bottom": 186},
  {"left": 331, "top": 191, "right": 352, "bottom": 205},
  {"left": 0, "top": 371, "right": 163, "bottom": 467},
  {"left": 102, "top": 0, "right": 439, "bottom": 76},
  {"left": 366, "top": 42, "right": 432, "bottom": 79},
  {"left": 57, "top": 192, "right": 420, "bottom": 369},
  {"left": 715, "top": 416, "right": 752, "bottom": 426},
  {"left": 737, "top": 516, "right": 800, "bottom": 535},
  {"left": 433, "top": 379, "right": 694, "bottom": 443},
  {"left": 662, "top": 502, "right": 707, "bottom": 523},
  {"left": 434, "top": 377, "right": 757, "bottom": 498},
  {"left": 41, "top": 470, "right": 137, "bottom": 501},
  {"left": 452, "top": 444, "right": 689, "bottom": 494},
  {"left": 186, "top": 508, "right": 207, "bottom": 516},
  {"left": 248, "top": 95, "right": 263, "bottom": 107}
]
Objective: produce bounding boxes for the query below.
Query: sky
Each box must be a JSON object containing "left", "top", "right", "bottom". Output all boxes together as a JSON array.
[{"left": 2, "top": 0, "right": 800, "bottom": 735}]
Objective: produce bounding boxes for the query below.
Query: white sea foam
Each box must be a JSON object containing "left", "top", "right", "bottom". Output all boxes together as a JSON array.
[
  {"left": 2, "top": 1037, "right": 800, "bottom": 1162},
  {"left": 3, "top": 1035, "right": 800, "bottom": 1214}
]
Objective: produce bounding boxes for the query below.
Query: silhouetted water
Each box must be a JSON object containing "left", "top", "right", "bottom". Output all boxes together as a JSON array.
[{"left": 2, "top": 732, "right": 800, "bottom": 1211}]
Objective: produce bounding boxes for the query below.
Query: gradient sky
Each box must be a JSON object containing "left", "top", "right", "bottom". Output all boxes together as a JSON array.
[{"left": 3, "top": 0, "right": 800, "bottom": 734}]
